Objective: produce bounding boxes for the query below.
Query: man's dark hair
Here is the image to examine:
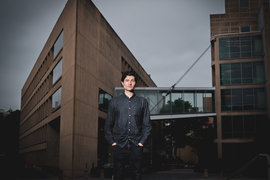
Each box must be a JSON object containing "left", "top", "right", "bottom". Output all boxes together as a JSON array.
[{"left": 121, "top": 71, "right": 137, "bottom": 82}]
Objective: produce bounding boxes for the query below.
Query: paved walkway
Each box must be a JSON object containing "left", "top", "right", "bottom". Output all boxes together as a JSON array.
[
  {"left": 86, "top": 169, "right": 231, "bottom": 180},
  {"left": 14, "top": 168, "right": 234, "bottom": 180}
]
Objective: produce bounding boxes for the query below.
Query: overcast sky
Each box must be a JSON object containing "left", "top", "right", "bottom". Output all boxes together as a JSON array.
[{"left": 0, "top": 0, "right": 225, "bottom": 111}]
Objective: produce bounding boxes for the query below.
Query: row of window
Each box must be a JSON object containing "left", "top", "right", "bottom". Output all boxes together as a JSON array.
[
  {"left": 21, "top": 31, "right": 63, "bottom": 135},
  {"left": 21, "top": 31, "right": 63, "bottom": 106},
  {"left": 220, "top": 61, "right": 265, "bottom": 85},
  {"left": 20, "top": 125, "right": 47, "bottom": 150},
  {"left": 221, "top": 87, "right": 266, "bottom": 111},
  {"left": 219, "top": 35, "right": 264, "bottom": 60},
  {"left": 21, "top": 76, "right": 51, "bottom": 120},
  {"left": 21, "top": 58, "right": 63, "bottom": 121},
  {"left": 20, "top": 100, "right": 51, "bottom": 135},
  {"left": 21, "top": 54, "right": 52, "bottom": 106},
  {"left": 222, "top": 114, "right": 267, "bottom": 138}
]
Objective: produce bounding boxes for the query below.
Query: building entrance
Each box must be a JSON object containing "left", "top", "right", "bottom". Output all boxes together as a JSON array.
[{"left": 98, "top": 118, "right": 109, "bottom": 167}]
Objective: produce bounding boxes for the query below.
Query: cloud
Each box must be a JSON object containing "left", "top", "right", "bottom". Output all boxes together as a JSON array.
[{"left": 0, "top": 0, "right": 224, "bottom": 111}]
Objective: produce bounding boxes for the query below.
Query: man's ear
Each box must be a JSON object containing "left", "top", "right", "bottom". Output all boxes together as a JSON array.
[{"left": 121, "top": 81, "right": 124, "bottom": 86}]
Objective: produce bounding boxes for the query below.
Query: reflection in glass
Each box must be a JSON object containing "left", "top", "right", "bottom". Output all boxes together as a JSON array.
[
  {"left": 204, "top": 93, "right": 213, "bottom": 112},
  {"left": 219, "top": 38, "right": 230, "bottom": 59},
  {"left": 52, "top": 87, "right": 61, "bottom": 111},
  {"left": 242, "top": 62, "right": 252, "bottom": 84},
  {"left": 184, "top": 92, "right": 195, "bottom": 112},
  {"left": 253, "top": 61, "right": 264, "bottom": 83},
  {"left": 232, "top": 89, "right": 242, "bottom": 111},
  {"left": 230, "top": 37, "right": 240, "bottom": 59},
  {"left": 243, "top": 89, "right": 253, "bottom": 110},
  {"left": 241, "top": 36, "right": 251, "bottom": 57},
  {"left": 244, "top": 115, "right": 255, "bottom": 137},
  {"left": 222, "top": 114, "right": 266, "bottom": 139},
  {"left": 233, "top": 116, "right": 244, "bottom": 138},
  {"left": 115, "top": 88, "right": 215, "bottom": 115},
  {"left": 52, "top": 59, "right": 62, "bottom": 84},
  {"left": 220, "top": 61, "right": 265, "bottom": 85},
  {"left": 219, "top": 35, "right": 263, "bottom": 60},
  {"left": 254, "top": 88, "right": 266, "bottom": 110},
  {"left": 222, "top": 116, "right": 232, "bottom": 138},
  {"left": 231, "top": 63, "right": 241, "bottom": 84},
  {"left": 196, "top": 93, "right": 203, "bottom": 112},
  {"left": 160, "top": 93, "right": 171, "bottom": 114},
  {"left": 171, "top": 93, "right": 184, "bottom": 113},
  {"left": 99, "top": 89, "right": 112, "bottom": 112},
  {"left": 220, "top": 64, "right": 230, "bottom": 85},
  {"left": 221, "top": 90, "right": 231, "bottom": 111},
  {"left": 54, "top": 31, "right": 63, "bottom": 59},
  {"left": 252, "top": 35, "right": 263, "bottom": 57},
  {"left": 221, "top": 88, "right": 266, "bottom": 112}
]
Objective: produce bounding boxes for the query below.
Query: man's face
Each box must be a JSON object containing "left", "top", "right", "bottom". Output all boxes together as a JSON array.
[{"left": 121, "top": 75, "right": 136, "bottom": 92}]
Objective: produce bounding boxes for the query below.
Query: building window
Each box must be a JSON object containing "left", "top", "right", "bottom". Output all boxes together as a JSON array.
[
  {"left": 98, "top": 89, "right": 112, "bottom": 112},
  {"left": 221, "top": 87, "right": 266, "bottom": 112},
  {"left": 53, "top": 31, "right": 63, "bottom": 59},
  {"left": 219, "top": 35, "right": 264, "bottom": 60},
  {"left": 240, "top": 0, "right": 249, "bottom": 7},
  {"left": 222, "top": 114, "right": 266, "bottom": 139},
  {"left": 52, "top": 58, "right": 62, "bottom": 85},
  {"left": 241, "top": 26, "right": 250, "bottom": 32},
  {"left": 220, "top": 61, "right": 265, "bottom": 85},
  {"left": 52, "top": 87, "right": 61, "bottom": 111}
]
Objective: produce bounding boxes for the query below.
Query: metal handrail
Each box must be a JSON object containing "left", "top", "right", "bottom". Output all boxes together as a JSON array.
[{"left": 227, "top": 153, "right": 270, "bottom": 180}]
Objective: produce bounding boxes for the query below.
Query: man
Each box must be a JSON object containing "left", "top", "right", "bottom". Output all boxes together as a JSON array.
[{"left": 104, "top": 71, "right": 152, "bottom": 180}]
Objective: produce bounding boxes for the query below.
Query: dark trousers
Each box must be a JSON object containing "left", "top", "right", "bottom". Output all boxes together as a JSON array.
[{"left": 112, "top": 142, "right": 143, "bottom": 180}]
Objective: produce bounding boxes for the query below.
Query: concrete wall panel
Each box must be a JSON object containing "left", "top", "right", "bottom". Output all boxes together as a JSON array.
[
  {"left": 99, "top": 54, "right": 121, "bottom": 91},
  {"left": 77, "top": 1, "right": 99, "bottom": 50},
  {"left": 62, "top": 33, "right": 76, "bottom": 78},
  {"left": 74, "top": 100, "right": 98, "bottom": 138},
  {"left": 61, "top": 64, "right": 75, "bottom": 107},
  {"left": 76, "top": 34, "right": 99, "bottom": 79},
  {"left": 59, "top": 134, "right": 73, "bottom": 178},
  {"left": 72, "top": 135, "right": 98, "bottom": 177},
  {"left": 60, "top": 100, "right": 74, "bottom": 138},
  {"left": 99, "top": 29, "right": 121, "bottom": 71},
  {"left": 75, "top": 66, "right": 98, "bottom": 108}
]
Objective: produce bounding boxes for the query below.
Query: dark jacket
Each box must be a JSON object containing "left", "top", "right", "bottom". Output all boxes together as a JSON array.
[{"left": 104, "top": 93, "right": 152, "bottom": 148}]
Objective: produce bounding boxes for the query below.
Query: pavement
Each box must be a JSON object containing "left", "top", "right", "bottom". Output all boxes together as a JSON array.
[
  {"left": 88, "top": 169, "right": 231, "bottom": 180},
  {"left": 10, "top": 168, "right": 233, "bottom": 180}
]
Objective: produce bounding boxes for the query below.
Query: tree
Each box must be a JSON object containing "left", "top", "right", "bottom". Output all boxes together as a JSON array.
[{"left": 160, "top": 97, "right": 216, "bottom": 167}]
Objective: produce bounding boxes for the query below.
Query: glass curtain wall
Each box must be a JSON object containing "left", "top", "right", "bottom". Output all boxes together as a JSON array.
[
  {"left": 221, "top": 114, "right": 266, "bottom": 138},
  {"left": 221, "top": 87, "right": 266, "bottom": 111},
  {"left": 220, "top": 61, "right": 265, "bottom": 85},
  {"left": 219, "top": 35, "right": 264, "bottom": 60},
  {"left": 115, "top": 89, "right": 215, "bottom": 115}
]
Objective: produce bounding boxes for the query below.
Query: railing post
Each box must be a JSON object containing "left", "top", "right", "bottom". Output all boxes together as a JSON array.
[
  {"left": 204, "top": 169, "right": 208, "bottom": 178},
  {"left": 220, "top": 169, "right": 224, "bottom": 178}
]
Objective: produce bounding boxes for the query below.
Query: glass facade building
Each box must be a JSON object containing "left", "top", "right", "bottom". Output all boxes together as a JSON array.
[{"left": 210, "top": 0, "right": 270, "bottom": 162}]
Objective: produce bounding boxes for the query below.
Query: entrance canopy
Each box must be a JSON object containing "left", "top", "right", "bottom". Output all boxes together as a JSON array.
[{"left": 115, "top": 87, "right": 216, "bottom": 120}]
